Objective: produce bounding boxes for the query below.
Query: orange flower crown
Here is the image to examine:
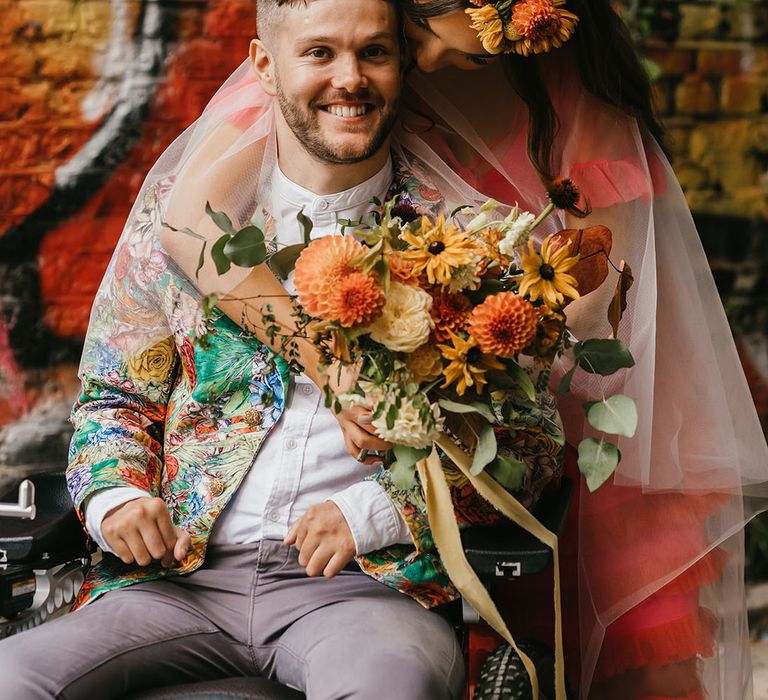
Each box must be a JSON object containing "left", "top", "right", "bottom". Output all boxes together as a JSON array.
[{"left": 466, "top": 0, "right": 579, "bottom": 57}]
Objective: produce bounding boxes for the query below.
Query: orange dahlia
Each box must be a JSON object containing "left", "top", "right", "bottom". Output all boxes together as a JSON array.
[
  {"left": 506, "top": 0, "right": 579, "bottom": 56},
  {"left": 469, "top": 292, "right": 539, "bottom": 358},
  {"left": 293, "top": 236, "right": 367, "bottom": 317},
  {"left": 430, "top": 291, "right": 472, "bottom": 342},
  {"left": 325, "top": 272, "right": 385, "bottom": 328},
  {"left": 389, "top": 251, "right": 420, "bottom": 285}
]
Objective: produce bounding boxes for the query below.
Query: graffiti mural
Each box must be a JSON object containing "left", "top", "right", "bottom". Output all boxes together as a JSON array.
[{"left": 0, "top": 0, "right": 257, "bottom": 482}]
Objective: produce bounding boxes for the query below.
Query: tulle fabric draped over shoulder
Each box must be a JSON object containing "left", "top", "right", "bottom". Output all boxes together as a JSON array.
[
  {"left": 402, "top": 48, "right": 768, "bottom": 698},
  {"left": 87, "top": 46, "right": 768, "bottom": 698}
]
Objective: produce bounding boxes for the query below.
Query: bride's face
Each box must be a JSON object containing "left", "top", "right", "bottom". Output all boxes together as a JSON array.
[{"left": 404, "top": 9, "right": 499, "bottom": 72}]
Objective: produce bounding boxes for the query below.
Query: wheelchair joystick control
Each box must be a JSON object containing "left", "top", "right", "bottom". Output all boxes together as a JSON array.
[{"left": 0, "top": 480, "right": 36, "bottom": 520}]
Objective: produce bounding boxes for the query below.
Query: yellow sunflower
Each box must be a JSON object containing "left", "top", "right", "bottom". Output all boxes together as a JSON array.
[
  {"left": 465, "top": 4, "right": 506, "bottom": 54},
  {"left": 401, "top": 215, "right": 478, "bottom": 287},
  {"left": 518, "top": 233, "right": 580, "bottom": 308},
  {"left": 437, "top": 330, "right": 505, "bottom": 396}
]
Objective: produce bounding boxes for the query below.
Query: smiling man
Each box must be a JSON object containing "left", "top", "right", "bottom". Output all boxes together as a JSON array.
[
  {"left": 0, "top": 1, "right": 466, "bottom": 699},
  {"left": 256, "top": 0, "right": 401, "bottom": 173}
]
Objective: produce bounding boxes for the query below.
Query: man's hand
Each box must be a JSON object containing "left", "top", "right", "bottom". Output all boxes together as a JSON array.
[
  {"left": 324, "top": 360, "right": 392, "bottom": 463},
  {"left": 101, "top": 497, "right": 191, "bottom": 568},
  {"left": 334, "top": 405, "right": 392, "bottom": 463},
  {"left": 284, "top": 502, "right": 356, "bottom": 578}
]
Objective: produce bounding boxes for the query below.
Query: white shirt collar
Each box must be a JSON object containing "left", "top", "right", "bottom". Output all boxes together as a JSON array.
[{"left": 273, "top": 156, "right": 393, "bottom": 218}]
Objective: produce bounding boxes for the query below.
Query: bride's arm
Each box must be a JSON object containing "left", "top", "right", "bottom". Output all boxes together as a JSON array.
[{"left": 158, "top": 121, "right": 330, "bottom": 386}]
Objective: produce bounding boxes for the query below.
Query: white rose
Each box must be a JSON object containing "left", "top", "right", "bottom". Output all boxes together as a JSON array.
[
  {"left": 372, "top": 395, "right": 443, "bottom": 449},
  {"left": 367, "top": 282, "right": 434, "bottom": 353}
]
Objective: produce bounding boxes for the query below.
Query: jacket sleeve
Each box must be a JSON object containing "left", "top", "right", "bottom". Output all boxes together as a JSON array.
[
  {"left": 67, "top": 334, "right": 179, "bottom": 516},
  {"left": 66, "top": 184, "right": 181, "bottom": 518}
]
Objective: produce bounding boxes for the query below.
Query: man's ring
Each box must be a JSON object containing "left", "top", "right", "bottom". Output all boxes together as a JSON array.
[{"left": 356, "top": 448, "right": 369, "bottom": 463}]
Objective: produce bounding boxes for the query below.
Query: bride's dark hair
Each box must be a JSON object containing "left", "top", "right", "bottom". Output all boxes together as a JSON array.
[{"left": 401, "top": 0, "right": 668, "bottom": 186}]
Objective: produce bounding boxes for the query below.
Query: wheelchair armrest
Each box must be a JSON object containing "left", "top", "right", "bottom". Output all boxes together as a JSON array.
[
  {"left": 460, "top": 477, "right": 573, "bottom": 580},
  {"left": 0, "top": 473, "right": 90, "bottom": 566}
]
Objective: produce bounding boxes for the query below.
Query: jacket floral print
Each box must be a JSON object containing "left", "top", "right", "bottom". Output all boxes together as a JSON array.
[{"left": 67, "top": 158, "right": 564, "bottom": 610}]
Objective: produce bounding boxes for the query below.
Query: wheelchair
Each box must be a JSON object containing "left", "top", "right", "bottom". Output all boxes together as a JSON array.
[{"left": 0, "top": 472, "right": 571, "bottom": 700}]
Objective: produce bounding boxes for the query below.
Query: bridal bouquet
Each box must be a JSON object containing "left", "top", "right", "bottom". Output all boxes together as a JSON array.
[{"left": 186, "top": 178, "right": 637, "bottom": 493}]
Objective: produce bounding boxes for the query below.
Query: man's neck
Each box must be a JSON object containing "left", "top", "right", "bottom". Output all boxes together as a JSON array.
[{"left": 275, "top": 137, "right": 392, "bottom": 196}]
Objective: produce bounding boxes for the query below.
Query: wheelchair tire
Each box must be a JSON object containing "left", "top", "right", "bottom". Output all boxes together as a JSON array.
[{"left": 473, "top": 639, "right": 564, "bottom": 700}]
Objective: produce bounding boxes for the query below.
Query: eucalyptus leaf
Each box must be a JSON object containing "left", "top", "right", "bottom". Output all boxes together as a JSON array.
[
  {"left": 574, "top": 338, "right": 635, "bottom": 376},
  {"left": 296, "top": 207, "right": 314, "bottom": 245},
  {"left": 223, "top": 226, "right": 267, "bottom": 267},
  {"left": 211, "top": 235, "right": 232, "bottom": 275},
  {"left": 205, "top": 202, "right": 236, "bottom": 235},
  {"left": 195, "top": 241, "right": 207, "bottom": 280},
  {"left": 577, "top": 438, "right": 621, "bottom": 492},
  {"left": 163, "top": 221, "right": 207, "bottom": 241},
  {"left": 438, "top": 398, "right": 496, "bottom": 424},
  {"left": 470, "top": 421, "right": 497, "bottom": 476},
  {"left": 558, "top": 366, "right": 575, "bottom": 394},
  {"left": 586, "top": 394, "right": 638, "bottom": 438},
  {"left": 269, "top": 243, "right": 306, "bottom": 281},
  {"left": 389, "top": 459, "right": 417, "bottom": 490},
  {"left": 392, "top": 444, "right": 430, "bottom": 470},
  {"left": 486, "top": 455, "right": 527, "bottom": 491},
  {"left": 506, "top": 361, "right": 536, "bottom": 401}
]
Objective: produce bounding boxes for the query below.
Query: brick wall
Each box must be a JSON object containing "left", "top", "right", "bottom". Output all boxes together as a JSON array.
[
  {"left": 0, "top": 0, "right": 766, "bottom": 485},
  {"left": 628, "top": 0, "right": 768, "bottom": 429}
]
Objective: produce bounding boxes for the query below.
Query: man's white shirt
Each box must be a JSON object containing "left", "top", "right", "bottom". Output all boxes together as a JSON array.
[{"left": 85, "top": 158, "right": 412, "bottom": 556}]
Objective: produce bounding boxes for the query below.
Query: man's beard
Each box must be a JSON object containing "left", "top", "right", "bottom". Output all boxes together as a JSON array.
[{"left": 276, "top": 81, "right": 399, "bottom": 165}]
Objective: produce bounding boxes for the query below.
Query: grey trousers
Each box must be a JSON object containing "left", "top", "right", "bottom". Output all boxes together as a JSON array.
[{"left": 0, "top": 540, "right": 464, "bottom": 700}]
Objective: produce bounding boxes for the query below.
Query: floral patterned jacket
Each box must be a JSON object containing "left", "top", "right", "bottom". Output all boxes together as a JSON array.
[{"left": 67, "top": 158, "right": 564, "bottom": 610}]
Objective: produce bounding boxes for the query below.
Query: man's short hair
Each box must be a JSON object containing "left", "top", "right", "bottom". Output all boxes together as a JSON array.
[
  {"left": 256, "top": 0, "right": 300, "bottom": 47},
  {"left": 256, "top": 0, "right": 397, "bottom": 49}
]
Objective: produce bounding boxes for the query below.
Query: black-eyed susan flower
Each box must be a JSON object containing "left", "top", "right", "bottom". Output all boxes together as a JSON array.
[
  {"left": 518, "top": 233, "right": 580, "bottom": 308},
  {"left": 401, "top": 215, "right": 478, "bottom": 287},
  {"left": 437, "top": 330, "right": 505, "bottom": 396}
]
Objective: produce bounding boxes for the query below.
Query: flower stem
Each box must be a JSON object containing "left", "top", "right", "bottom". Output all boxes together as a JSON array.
[{"left": 530, "top": 203, "right": 555, "bottom": 232}]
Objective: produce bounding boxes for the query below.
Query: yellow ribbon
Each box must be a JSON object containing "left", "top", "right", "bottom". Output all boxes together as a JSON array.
[{"left": 416, "top": 434, "right": 566, "bottom": 700}]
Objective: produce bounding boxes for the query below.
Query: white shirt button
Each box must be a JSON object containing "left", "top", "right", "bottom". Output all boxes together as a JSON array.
[
  {"left": 317, "top": 199, "right": 329, "bottom": 210},
  {"left": 285, "top": 438, "right": 298, "bottom": 450},
  {"left": 267, "top": 510, "right": 279, "bottom": 522},
  {"left": 301, "top": 384, "right": 314, "bottom": 395}
]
